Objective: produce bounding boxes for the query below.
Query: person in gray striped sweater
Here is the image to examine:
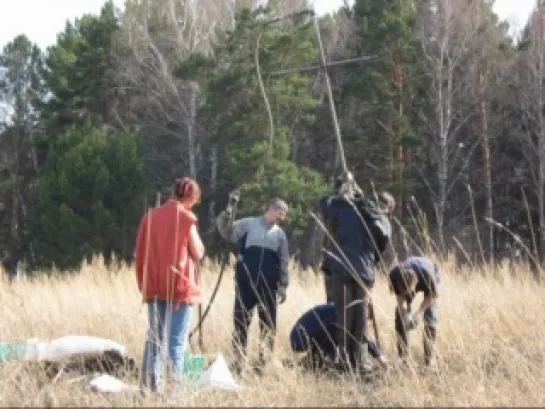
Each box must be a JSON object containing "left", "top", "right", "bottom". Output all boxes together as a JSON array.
[{"left": 217, "top": 196, "right": 290, "bottom": 375}]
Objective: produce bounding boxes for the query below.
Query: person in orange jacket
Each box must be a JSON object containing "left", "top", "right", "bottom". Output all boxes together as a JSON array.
[{"left": 135, "top": 177, "right": 205, "bottom": 394}]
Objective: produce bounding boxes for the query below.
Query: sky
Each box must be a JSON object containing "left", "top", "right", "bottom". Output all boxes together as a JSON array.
[{"left": 0, "top": 0, "right": 537, "bottom": 51}]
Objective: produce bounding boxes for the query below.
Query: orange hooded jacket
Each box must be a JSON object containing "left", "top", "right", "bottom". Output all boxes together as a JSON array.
[{"left": 135, "top": 198, "right": 200, "bottom": 305}]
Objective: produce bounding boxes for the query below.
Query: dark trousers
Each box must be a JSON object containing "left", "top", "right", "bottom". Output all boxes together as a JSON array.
[
  {"left": 232, "top": 280, "right": 277, "bottom": 365},
  {"left": 331, "top": 273, "right": 369, "bottom": 368},
  {"left": 395, "top": 303, "right": 438, "bottom": 364}
]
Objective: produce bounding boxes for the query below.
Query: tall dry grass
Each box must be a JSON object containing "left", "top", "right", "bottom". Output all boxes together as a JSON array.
[{"left": 1, "top": 255, "right": 544, "bottom": 407}]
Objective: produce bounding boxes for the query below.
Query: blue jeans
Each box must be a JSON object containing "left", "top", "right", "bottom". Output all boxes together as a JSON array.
[{"left": 140, "top": 300, "right": 193, "bottom": 392}]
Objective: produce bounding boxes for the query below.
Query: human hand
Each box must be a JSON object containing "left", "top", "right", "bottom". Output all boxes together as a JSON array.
[
  {"left": 337, "top": 172, "right": 363, "bottom": 199},
  {"left": 338, "top": 182, "right": 352, "bottom": 198},
  {"left": 406, "top": 313, "right": 420, "bottom": 331},
  {"left": 353, "top": 184, "right": 364, "bottom": 198},
  {"left": 342, "top": 171, "right": 354, "bottom": 184},
  {"left": 228, "top": 189, "right": 240, "bottom": 207}
]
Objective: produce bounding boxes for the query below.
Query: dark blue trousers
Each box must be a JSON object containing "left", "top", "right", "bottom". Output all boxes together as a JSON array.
[
  {"left": 395, "top": 303, "right": 438, "bottom": 364},
  {"left": 232, "top": 279, "right": 278, "bottom": 364}
]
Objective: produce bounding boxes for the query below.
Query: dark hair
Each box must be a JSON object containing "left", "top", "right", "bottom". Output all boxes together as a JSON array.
[
  {"left": 266, "top": 198, "right": 288, "bottom": 212},
  {"left": 173, "top": 177, "right": 201, "bottom": 204},
  {"left": 389, "top": 266, "right": 417, "bottom": 295},
  {"left": 379, "top": 191, "right": 395, "bottom": 213}
]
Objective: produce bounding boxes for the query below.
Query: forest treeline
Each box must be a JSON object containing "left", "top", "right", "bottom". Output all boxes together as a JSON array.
[{"left": 1, "top": 0, "right": 543, "bottom": 275}]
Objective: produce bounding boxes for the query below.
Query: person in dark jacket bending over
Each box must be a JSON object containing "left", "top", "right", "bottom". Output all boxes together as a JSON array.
[
  {"left": 290, "top": 302, "right": 388, "bottom": 371},
  {"left": 388, "top": 256, "right": 441, "bottom": 366},
  {"left": 217, "top": 194, "right": 290, "bottom": 374},
  {"left": 319, "top": 172, "right": 394, "bottom": 373}
]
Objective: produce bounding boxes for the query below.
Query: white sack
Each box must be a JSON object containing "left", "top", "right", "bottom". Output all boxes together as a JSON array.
[{"left": 24, "top": 335, "right": 127, "bottom": 362}]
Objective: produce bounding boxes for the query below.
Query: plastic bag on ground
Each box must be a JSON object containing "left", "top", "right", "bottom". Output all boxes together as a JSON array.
[
  {"left": 193, "top": 354, "right": 239, "bottom": 391},
  {"left": 0, "top": 342, "right": 27, "bottom": 363},
  {"left": 89, "top": 374, "right": 139, "bottom": 393}
]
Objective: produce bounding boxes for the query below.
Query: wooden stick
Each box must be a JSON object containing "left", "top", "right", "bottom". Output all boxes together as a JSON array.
[
  {"left": 268, "top": 55, "right": 377, "bottom": 77},
  {"left": 198, "top": 303, "right": 204, "bottom": 352}
]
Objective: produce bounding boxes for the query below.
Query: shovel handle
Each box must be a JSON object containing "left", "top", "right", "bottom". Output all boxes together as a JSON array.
[{"left": 198, "top": 303, "right": 204, "bottom": 352}]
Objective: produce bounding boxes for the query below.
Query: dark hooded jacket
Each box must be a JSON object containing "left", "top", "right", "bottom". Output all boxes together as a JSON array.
[{"left": 319, "top": 194, "right": 391, "bottom": 286}]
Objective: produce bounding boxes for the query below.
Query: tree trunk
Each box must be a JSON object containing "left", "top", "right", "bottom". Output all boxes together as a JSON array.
[
  {"left": 11, "top": 126, "right": 23, "bottom": 241},
  {"left": 538, "top": 10, "right": 544, "bottom": 279},
  {"left": 208, "top": 144, "right": 218, "bottom": 230},
  {"left": 436, "top": 65, "right": 448, "bottom": 256},
  {"left": 480, "top": 70, "right": 494, "bottom": 264},
  {"left": 396, "top": 59, "right": 404, "bottom": 221},
  {"left": 188, "top": 82, "right": 199, "bottom": 178}
]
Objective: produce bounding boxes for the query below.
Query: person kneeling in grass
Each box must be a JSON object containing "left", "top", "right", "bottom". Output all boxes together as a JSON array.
[{"left": 289, "top": 302, "right": 387, "bottom": 372}]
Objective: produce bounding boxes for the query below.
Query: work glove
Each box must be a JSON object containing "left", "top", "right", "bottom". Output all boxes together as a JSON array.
[
  {"left": 342, "top": 171, "right": 355, "bottom": 184},
  {"left": 277, "top": 285, "right": 287, "bottom": 304},
  {"left": 353, "top": 184, "right": 363, "bottom": 198},
  {"left": 337, "top": 171, "right": 363, "bottom": 199},
  {"left": 406, "top": 314, "right": 420, "bottom": 331},
  {"left": 226, "top": 189, "right": 240, "bottom": 217},
  {"left": 228, "top": 189, "right": 240, "bottom": 207},
  {"left": 338, "top": 182, "right": 352, "bottom": 197}
]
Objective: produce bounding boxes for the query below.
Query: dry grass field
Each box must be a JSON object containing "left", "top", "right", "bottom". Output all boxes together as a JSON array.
[{"left": 1, "top": 255, "right": 544, "bottom": 407}]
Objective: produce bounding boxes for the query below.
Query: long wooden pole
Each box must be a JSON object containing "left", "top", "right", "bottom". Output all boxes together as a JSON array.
[{"left": 312, "top": 15, "right": 347, "bottom": 174}]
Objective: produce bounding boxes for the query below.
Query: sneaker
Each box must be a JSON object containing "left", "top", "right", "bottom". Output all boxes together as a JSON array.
[
  {"left": 333, "top": 347, "right": 350, "bottom": 367},
  {"left": 356, "top": 343, "right": 374, "bottom": 374},
  {"left": 377, "top": 356, "right": 389, "bottom": 371},
  {"left": 359, "top": 361, "right": 375, "bottom": 375}
]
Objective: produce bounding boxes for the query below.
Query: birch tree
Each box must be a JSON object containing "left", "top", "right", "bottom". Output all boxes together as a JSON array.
[
  {"left": 0, "top": 35, "right": 44, "bottom": 272},
  {"left": 469, "top": 6, "right": 512, "bottom": 264},
  {"left": 112, "top": 0, "right": 242, "bottom": 234},
  {"left": 416, "top": 0, "right": 489, "bottom": 253},
  {"left": 515, "top": 4, "right": 545, "bottom": 271},
  {"left": 112, "top": 0, "right": 237, "bottom": 180}
]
